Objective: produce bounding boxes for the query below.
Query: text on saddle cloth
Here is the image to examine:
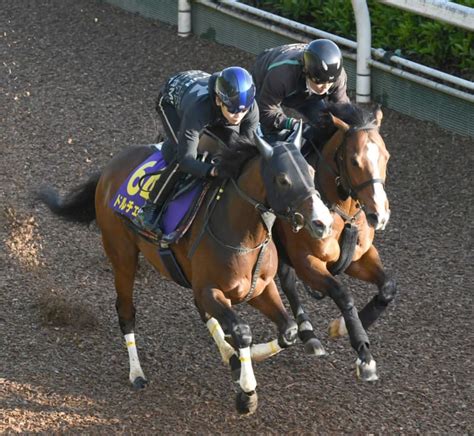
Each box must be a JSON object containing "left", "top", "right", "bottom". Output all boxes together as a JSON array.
[{"left": 109, "top": 149, "right": 204, "bottom": 236}]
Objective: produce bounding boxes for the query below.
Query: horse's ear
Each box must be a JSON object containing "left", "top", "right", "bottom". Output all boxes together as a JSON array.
[
  {"left": 374, "top": 105, "right": 383, "bottom": 127},
  {"left": 254, "top": 132, "right": 274, "bottom": 160},
  {"left": 329, "top": 113, "right": 350, "bottom": 132},
  {"left": 292, "top": 119, "right": 303, "bottom": 150}
]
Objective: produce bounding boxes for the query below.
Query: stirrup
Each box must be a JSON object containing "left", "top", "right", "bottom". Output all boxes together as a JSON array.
[{"left": 136, "top": 203, "right": 160, "bottom": 232}]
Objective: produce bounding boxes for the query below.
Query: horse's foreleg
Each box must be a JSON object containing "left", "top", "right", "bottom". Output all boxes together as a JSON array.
[
  {"left": 277, "top": 261, "right": 326, "bottom": 356},
  {"left": 248, "top": 279, "right": 298, "bottom": 352},
  {"left": 197, "top": 287, "right": 257, "bottom": 414},
  {"left": 102, "top": 236, "right": 146, "bottom": 389},
  {"left": 344, "top": 245, "right": 397, "bottom": 330},
  {"left": 324, "top": 276, "right": 378, "bottom": 381},
  {"left": 206, "top": 317, "right": 237, "bottom": 365}
]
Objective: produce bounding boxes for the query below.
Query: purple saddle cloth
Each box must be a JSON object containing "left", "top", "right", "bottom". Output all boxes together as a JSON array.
[{"left": 110, "top": 148, "right": 202, "bottom": 236}]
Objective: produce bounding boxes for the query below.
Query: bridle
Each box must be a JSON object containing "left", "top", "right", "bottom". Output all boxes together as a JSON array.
[
  {"left": 230, "top": 177, "right": 316, "bottom": 234},
  {"left": 333, "top": 122, "right": 385, "bottom": 201}
]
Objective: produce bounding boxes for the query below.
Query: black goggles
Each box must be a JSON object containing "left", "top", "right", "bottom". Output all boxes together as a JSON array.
[
  {"left": 308, "top": 75, "right": 335, "bottom": 85},
  {"left": 223, "top": 103, "right": 250, "bottom": 114}
]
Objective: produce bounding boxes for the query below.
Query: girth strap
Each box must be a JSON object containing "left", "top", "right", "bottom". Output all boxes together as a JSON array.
[{"left": 159, "top": 247, "right": 192, "bottom": 288}]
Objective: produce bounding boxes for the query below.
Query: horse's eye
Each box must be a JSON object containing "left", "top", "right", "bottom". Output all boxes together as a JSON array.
[
  {"left": 275, "top": 173, "right": 291, "bottom": 187},
  {"left": 351, "top": 157, "right": 359, "bottom": 167}
]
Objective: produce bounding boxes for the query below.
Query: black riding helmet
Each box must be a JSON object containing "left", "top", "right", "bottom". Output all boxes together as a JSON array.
[{"left": 303, "top": 39, "right": 343, "bottom": 84}]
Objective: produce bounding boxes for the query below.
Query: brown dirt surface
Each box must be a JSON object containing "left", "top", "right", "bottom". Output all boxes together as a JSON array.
[{"left": 1, "top": 0, "right": 472, "bottom": 434}]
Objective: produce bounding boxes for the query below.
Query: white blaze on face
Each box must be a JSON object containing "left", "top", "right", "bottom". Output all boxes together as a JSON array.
[
  {"left": 367, "top": 141, "right": 390, "bottom": 225},
  {"left": 311, "top": 193, "right": 333, "bottom": 236}
]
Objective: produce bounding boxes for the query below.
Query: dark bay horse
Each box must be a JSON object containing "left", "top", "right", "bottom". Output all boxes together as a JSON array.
[
  {"left": 275, "top": 103, "right": 397, "bottom": 381},
  {"left": 37, "top": 126, "right": 333, "bottom": 414}
]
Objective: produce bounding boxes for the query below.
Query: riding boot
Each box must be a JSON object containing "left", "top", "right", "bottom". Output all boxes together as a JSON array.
[{"left": 136, "top": 161, "right": 180, "bottom": 233}]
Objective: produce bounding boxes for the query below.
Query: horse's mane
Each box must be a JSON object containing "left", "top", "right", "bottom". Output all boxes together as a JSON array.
[
  {"left": 217, "top": 136, "right": 259, "bottom": 180},
  {"left": 326, "top": 102, "right": 376, "bottom": 128},
  {"left": 311, "top": 103, "right": 378, "bottom": 146}
]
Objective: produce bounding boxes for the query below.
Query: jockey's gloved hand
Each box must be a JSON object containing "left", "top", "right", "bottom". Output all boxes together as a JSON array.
[
  {"left": 206, "top": 157, "right": 225, "bottom": 180},
  {"left": 286, "top": 118, "right": 301, "bottom": 131},
  {"left": 302, "top": 122, "right": 317, "bottom": 142},
  {"left": 208, "top": 166, "right": 219, "bottom": 178}
]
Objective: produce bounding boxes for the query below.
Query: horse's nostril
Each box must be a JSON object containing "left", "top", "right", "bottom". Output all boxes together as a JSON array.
[
  {"left": 312, "top": 219, "right": 325, "bottom": 230},
  {"left": 366, "top": 213, "right": 378, "bottom": 226}
]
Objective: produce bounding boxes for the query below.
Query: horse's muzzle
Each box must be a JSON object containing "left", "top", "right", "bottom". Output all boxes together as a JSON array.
[
  {"left": 366, "top": 209, "right": 390, "bottom": 230},
  {"left": 307, "top": 218, "right": 332, "bottom": 239}
]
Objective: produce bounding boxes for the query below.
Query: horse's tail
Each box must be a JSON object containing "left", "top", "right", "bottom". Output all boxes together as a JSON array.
[{"left": 36, "top": 172, "right": 101, "bottom": 224}]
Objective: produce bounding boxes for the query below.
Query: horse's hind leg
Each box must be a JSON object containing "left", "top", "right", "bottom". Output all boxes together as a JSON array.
[
  {"left": 343, "top": 245, "right": 397, "bottom": 331},
  {"left": 102, "top": 235, "right": 146, "bottom": 389},
  {"left": 278, "top": 260, "right": 326, "bottom": 356}
]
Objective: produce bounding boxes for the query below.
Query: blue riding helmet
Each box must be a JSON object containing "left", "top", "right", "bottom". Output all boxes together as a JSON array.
[{"left": 215, "top": 67, "right": 256, "bottom": 113}]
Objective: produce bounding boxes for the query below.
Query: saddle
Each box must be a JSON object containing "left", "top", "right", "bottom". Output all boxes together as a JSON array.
[{"left": 110, "top": 146, "right": 217, "bottom": 246}]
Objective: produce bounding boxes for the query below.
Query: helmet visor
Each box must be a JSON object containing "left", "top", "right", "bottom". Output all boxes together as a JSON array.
[{"left": 219, "top": 85, "right": 255, "bottom": 113}]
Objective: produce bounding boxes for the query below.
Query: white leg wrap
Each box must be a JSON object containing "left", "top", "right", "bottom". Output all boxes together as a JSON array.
[
  {"left": 299, "top": 320, "right": 314, "bottom": 332},
  {"left": 124, "top": 333, "right": 146, "bottom": 383},
  {"left": 250, "top": 339, "right": 282, "bottom": 362},
  {"left": 206, "top": 318, "right": 235, "bottom": 364},
  {"left": 239, "top": 347, "right": 257, "bottom": 393}
]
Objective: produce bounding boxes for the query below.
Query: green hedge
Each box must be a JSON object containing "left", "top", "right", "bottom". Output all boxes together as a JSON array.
[{"left": 244, "top": 0, "right": 473, "bottom": 80}]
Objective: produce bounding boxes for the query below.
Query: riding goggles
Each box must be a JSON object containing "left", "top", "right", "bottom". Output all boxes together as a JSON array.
[
  {"left": 223, "top": 103, "right": 251, "bottom": 114},
  {"left": 307, "top": 74, "right": 335, "bottom": 85}
]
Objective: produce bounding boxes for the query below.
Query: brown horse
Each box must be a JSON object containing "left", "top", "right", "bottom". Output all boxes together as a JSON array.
[
  {"left": 275, "top": 103, "right": 396, "bottom": 381},
  {"left": 37, "top": 125, "right": 333, "bottom": 414}
]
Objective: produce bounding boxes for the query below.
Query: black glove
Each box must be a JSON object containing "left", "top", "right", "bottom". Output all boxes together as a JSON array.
[{"left": 302, "top": 122, "right": 317, "bottom": 142}]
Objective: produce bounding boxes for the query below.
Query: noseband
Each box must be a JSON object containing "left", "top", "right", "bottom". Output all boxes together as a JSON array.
[
  {"left": 334, "top": 123, "right": 385, "bottom": 201},
  {"left": 231, "top": 178, "right": 315, "bottom": 233}
]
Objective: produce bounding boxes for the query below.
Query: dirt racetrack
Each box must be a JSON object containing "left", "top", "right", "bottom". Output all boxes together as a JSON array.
[{"left": 1, "top": 0, "right": 473, "bottom": 433}]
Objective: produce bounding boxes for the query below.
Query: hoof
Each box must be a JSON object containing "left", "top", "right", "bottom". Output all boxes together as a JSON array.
[
  {"left": 303, "top": 338, "right": 327, "bottom": 356},
  {"left": 235, "top": 390, "right": 258, "bottom": 415},
  {"left": 132, "top": 376, "right": 148, "bottom": 389},
  {"left": 328, "top": 316, "right": 347, "bottom": 338},
  {"left": 356, "top": 358, "right": 378, "bottom": 382}
]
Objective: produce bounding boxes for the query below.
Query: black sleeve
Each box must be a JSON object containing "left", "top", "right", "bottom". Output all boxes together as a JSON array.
[
  {"left": 176, "top": 112, "right": 214, "bottom": 179},
  {"left": 238, "top": 101, "right": 260, "bottom": 139},
  {"left": 257, "top": 67, "right": 296, "bottom": 133},
  {"left": 329, "top": 69, "right": 350, "bottom": 104}
]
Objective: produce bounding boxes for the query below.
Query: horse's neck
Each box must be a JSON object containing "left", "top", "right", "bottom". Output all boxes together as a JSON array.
[
  {"left": 318, "top": 129, "right": 357, "bottom": 213},
  {"left": 213, "top": 158, "right": 268, "bottom": 246}
]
